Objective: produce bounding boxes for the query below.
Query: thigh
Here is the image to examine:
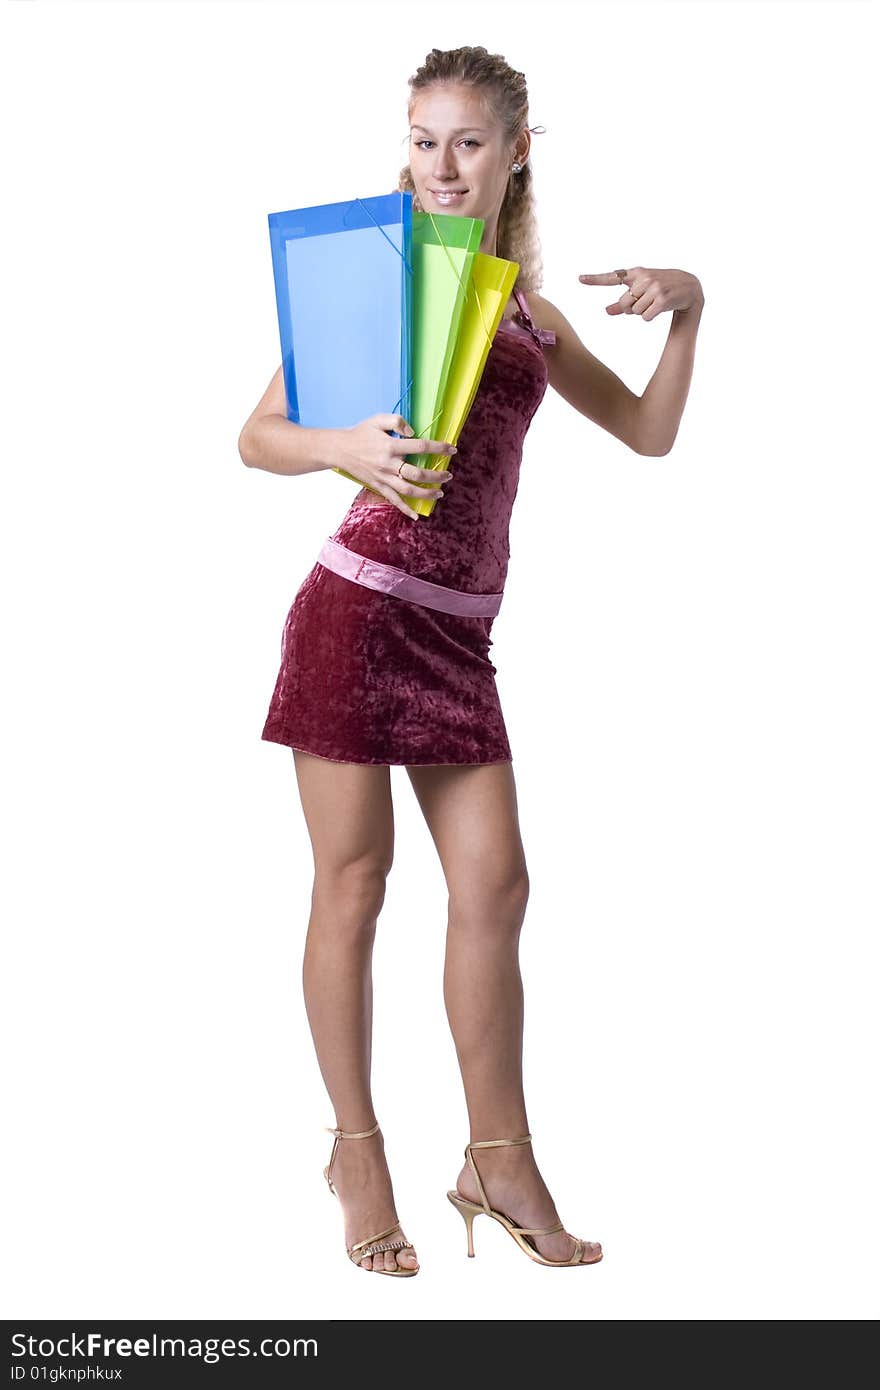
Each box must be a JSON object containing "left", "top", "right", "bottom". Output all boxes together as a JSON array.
[
  {"left": 404, "top": 762, "right": 528, "bottom": 903},
  {"left": 292, "top": 749, "right": 394, "bottom": 877}
]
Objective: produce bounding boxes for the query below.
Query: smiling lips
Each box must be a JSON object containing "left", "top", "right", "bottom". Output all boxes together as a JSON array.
[{"left": 430, "top": 189, "right": 468, "bottom": 204}]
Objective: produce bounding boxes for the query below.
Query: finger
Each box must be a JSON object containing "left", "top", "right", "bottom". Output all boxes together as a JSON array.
[
  {"left": 389, "top": 461, "right": 443, "bottom": 498},
  {"left": 397, "top": 436, "right": 457, "bottom": 457},
  {"left": 607, "top": 282, "right": 645, "bottom": 316},
  {"left": 396, "top": 461, "right": 455, "bottom": 486},
  {"left": 403, "top": 481, "right": 444, "bottom": 500},
  {"left": 641, "top": 297, "right": 664, "bottom": 322},
  {"left": 375, "top": 414, "right": 415, "bottom": 437},
  {"left": 379, "top": 483, "right": 421, "bottom": 519},
  {"left": 621, "top": 285, "right": 639, "bottom": 314},
  {"left": 579, "top": 271, "right": 631, "bottom": 286},
  {"left": 629, "top": 281, "right": 659, "bottom": 317},
  {"left": 395, "top": 463, "right": 446, "bottom": 496},
  {"left": 604, "top": 289, "right": 632, "bottom": 316},
  {"left": 413, "top": 470, "right": 448, "bottom": 492}
]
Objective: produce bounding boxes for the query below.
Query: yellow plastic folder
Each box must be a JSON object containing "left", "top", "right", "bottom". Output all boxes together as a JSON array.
[{"left": 406, "top": 251, "right": 520, "bottom": 519}]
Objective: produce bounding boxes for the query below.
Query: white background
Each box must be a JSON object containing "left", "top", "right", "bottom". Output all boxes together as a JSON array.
[{"left": 3, "top": 0, "right": 877, "bottom": 1322}]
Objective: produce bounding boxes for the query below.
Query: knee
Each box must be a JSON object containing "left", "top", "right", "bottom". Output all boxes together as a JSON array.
[
  {"left": 448, "top": 866, "right": 530, "bottom": 939},
  {"left": 311, "top": 856, "right": 391, "bottom": 940}
]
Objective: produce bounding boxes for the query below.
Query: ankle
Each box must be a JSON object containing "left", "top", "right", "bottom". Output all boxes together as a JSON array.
[
  {"left": 466, "top": 1142, "right": 538, "bottom": 1176},
  {"left": 468, "top": 1135, "right": 533, "bottom": 1157},
  {"left": 332, "top": 1117, "right": 379, "bottom": 1135},
  {"left": 334, "top": 1132, "right": 387, "bottom": 1177}
]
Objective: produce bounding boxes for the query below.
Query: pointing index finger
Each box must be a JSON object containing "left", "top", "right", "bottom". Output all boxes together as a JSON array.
[{"left": 579, "top": 270, "right": 631, "bottom": 285}]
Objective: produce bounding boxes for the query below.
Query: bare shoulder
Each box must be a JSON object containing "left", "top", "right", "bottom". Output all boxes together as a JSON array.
[{"left": 519, "top": 288, "right": 570, "bottom": 341}]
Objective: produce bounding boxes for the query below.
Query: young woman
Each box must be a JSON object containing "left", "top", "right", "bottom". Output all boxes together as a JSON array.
[{"left": 239, "top": 45, "right": 704, "bottom": 1276}]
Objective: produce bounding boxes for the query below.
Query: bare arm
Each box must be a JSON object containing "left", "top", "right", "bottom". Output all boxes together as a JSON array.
[
  {"left": 637, "top": 301, "right": 704, "bottom": 456},
  {"left": 237, "top": 364, "right": 456, "bottom": 516},
  {"left": 238, "top": 365, "right": 341, "bottom": 476},
  {"left": 526, "top": 287, "right": 703, "bottom": 456},
  {"left": 527, "top": 291, "right": 645, "bottom": 453}
]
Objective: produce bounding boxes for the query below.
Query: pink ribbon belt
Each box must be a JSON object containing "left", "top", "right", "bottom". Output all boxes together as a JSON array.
[{"left": 317, "top": 537, "right": 504, "bottom": 618}]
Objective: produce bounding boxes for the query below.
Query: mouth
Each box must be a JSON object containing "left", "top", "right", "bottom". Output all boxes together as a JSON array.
[{"left": 428, "top": 189, "right": 468, "bottom": 205}]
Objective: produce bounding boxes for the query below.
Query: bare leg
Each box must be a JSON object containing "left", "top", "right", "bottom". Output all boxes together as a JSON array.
[
  {"left": 293, "top": 748, "right": 418, "bottom": 1273},
  {"left": 406, "top": 761, "right": 601, "bottom": 1264}
]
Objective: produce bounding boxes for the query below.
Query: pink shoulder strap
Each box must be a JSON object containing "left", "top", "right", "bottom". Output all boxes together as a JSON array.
[
  {"left": 512, "top": 287, "right": 556, "bottom": 347},
  {"left": 512, "top": 286, "right": 532, "bottom": 323}
]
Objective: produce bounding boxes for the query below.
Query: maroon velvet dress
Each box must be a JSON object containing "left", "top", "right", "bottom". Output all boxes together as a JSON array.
[{"left": 261, "top": 288, "right": 556, "bottom": 766}]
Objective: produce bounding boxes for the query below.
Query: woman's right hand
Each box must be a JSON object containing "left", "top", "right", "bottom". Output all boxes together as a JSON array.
[{"left": 334, "top": 414, "right": 457, "bottom": 518}]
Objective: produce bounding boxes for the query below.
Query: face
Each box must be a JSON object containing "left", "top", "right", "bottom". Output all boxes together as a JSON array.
[{"left": 408, "top": 84, "right": 527, "bottom": 237}]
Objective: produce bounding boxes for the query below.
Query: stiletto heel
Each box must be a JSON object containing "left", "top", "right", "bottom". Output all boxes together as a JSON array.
[
  {"left": 446, "top": 1134, "right": 603, "bottom": 1267},
  {"left": 324, "top": 1120, "right": 418, "bottom": 1276},
  {"left": 446, "top": 1190, "right": 484, "bottom": 1257}
]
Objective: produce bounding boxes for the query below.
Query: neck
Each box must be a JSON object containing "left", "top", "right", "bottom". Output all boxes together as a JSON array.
[{"left": 479, "top": 207, "right": 501, "bottom": 260}]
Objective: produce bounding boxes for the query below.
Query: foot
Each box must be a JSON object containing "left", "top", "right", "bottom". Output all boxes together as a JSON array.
[
  {"left": 328, "top": 1128, "right": 419, "bottom": 1273},
  {"left": 454, "top": 1142, "right": 602, "bottom": 1265}
]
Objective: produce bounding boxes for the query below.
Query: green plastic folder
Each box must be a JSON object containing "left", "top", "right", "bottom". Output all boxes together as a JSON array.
[
  {"left": 408, "top": 251, "right": 520, "bottom": 519},
  {"left": 386, "top": 211, "right": 482, "bottom": 511}
]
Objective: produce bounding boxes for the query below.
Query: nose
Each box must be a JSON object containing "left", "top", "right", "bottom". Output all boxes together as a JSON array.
[{"left": 431, "top": 150, "right": 459, "bottom": 180}]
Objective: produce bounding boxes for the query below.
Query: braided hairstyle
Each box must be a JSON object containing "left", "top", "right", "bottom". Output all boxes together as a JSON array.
[{"left": 398, "top": 46, "right": 545, "bottom": 293}]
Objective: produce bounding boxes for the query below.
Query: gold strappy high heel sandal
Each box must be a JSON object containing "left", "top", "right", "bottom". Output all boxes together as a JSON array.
[
  {"left": 446, "top": 1134, "right": 603, "bottom": 1267},
  {"left": 323, "top": 1120, "right": 418, "bottom": 1276}
]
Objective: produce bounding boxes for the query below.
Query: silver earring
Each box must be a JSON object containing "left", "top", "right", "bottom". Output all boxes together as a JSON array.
[{"left": 511, "top": 161, "right": 523, "bottom": 173}]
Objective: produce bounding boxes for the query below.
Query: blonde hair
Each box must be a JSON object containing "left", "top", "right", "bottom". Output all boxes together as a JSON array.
[{"left": 398, "top": 46, "right": 545, "bottom": 293}]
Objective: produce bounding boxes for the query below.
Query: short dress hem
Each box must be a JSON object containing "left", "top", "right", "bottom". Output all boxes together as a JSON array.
[{"left": 261, "top": 731, "right": 513, "bottom": 768}]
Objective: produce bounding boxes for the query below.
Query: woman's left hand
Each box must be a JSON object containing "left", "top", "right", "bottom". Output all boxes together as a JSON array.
[{"left": 578, "top": 267, "right": 704, "bottom": 321}]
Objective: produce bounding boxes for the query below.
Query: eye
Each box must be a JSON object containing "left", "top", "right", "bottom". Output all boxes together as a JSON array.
[{"left": 415, "top": 139, "right": 479, "bottom": 151}]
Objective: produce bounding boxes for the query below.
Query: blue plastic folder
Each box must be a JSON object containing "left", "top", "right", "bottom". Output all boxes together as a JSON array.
[{"left": 268, "top": 191, "right": 413, "bottom": 434}]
